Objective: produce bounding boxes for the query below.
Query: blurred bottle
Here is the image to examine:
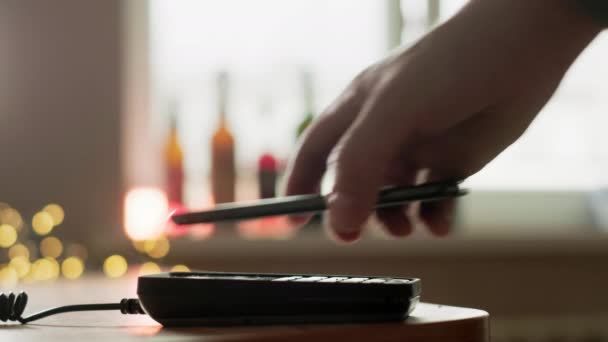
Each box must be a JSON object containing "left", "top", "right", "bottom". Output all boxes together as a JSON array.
[
  {"left": 211, "top": 71, "right": 236, "bottom": 204},
  {"left": 296, "top": 70, "right": 315, "bottom": 139},
  {"left": 256, "top": 99, "right": 278, "bottom": 199},
  {"left": 295, "top": 70, "right": 322, "bottom": 228},
  {"left": 258, "top": 153, "right": 277, "bottom": 199},
  {"left": 164, "top": 102, "right": 184, "bottom": 206}
]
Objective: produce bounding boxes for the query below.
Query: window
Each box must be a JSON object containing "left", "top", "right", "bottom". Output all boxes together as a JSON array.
[{"left": 145, "top": 0, "right": 608, "bottom": 232}]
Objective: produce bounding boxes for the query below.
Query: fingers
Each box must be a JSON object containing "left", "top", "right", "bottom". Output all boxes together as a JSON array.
[
  {"left": 417, "top": 169, "right": 457, "bottom": 236},
  {"left": 420, "top": 198, "right": 455, "bottom": 236},
  {"left": 284, "top": 88, "right": 362, "bottom": 225},
  {"left": 328, "top": 87, "right": 414, "bottom": 240},
  {"left": 377, "top": 207, "right": 413, "bottom": 237},
  {"left": 375, "top": 164, "right": 417, "bottom": 237}
]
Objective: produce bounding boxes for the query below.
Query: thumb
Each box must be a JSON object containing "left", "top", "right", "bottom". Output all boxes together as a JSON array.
[{"left": 327, "top": 95, "right": 409, "bottom": 241}]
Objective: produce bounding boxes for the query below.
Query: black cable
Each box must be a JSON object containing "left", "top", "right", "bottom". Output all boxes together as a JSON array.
[{"left": 0, "top": 291, "right": 145, "bottom": 324}]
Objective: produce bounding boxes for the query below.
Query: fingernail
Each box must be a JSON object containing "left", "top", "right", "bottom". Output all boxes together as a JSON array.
[
  {"left": 287, "top": 214, "right": 311, "bottom": 226},
  {"left": 327, "top": 192, "right": 361, "bottom": 234},
  {"left": 335, "top": 231, "right": 360, "bottom": 243},
  {"left": 323, "top": 216, "right": 361, "bottom": 243}
]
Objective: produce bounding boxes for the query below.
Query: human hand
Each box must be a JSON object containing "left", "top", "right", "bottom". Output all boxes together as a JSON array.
[{"left": 285, "top": 0, "right": 601, "bottom": 241}]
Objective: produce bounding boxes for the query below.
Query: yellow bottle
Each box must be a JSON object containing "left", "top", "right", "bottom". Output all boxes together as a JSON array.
[
  {"left": 164, "top": 105, "right": 184, "bottom": 206},
  {"left": 211, "top": 72, "right": 236, "bottom": 204}
]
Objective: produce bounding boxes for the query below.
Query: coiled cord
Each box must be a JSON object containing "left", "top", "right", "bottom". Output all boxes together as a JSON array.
[{"left": 1, "top": 291, "right": 145, "bottom": 324}]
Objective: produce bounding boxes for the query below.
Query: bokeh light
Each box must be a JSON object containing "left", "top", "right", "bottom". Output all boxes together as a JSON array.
[
  {"left": 0, "top": 224, "right": 18, "bottom": 248},
  {"left": 32, "top": 211, "right": 54, "bottom": 235},
  {"left": 124, "top": 187, "right": 168, "bottom": 240},
  {"left": 103, "top": 255, "right": 128, "bottom": 278},
  {"left": 146, "top": 237, "right": 170, "bottom": 259},
  {"left": 65, "top": 243, "right": 88, "bottom": 260},
  {"left": 9, "top": 256, "right": 31, "bottom": 278},
  {"left": 132, "top": 239, "right": 147, "bottom": 253},
  {"left": 40, "top": 236, "right": 63, "bottom": 258},
  {"left": 170, "top": 264, "right": 190, "bottom": 272},
  {"left": 0, "top": 207, "right": 24, "bottom": 231},
  {"left": 43, "top": 203, "right": 65, "bottom": 226},
  {"left": 138, "top": 262, "right": 161, "bottom": 276},
  {"left": 8, "top": 243, "right": 30, "bottom": 260},
  {"left": 61, "top": 257, "right": 84, "bottom": 280},
  {"left": 143, "top": 239, "right": 157, "bottom": 253},
  {"left": 0, "top": 266, "right": 18, "bottom": 288},
  {"left": 31, "top": 258, "right": 60, "bottom": 281}
]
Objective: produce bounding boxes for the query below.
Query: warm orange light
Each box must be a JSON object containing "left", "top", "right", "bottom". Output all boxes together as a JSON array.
[
  {"left": 9, "top": 256, "right": 31, "bottom": 278},
  {"left": 43, "top": 203, "right": 65, "bottom": 226},
  {"left": 132, "top": 239, "right": 147, "bottom": 253},
  {"left": 0, "top": 207, "right": 23, "bottom": 231},
  {"left": 31, "top": 258, "right": 60, "bottom": 281},
  {"left": 32, "top": 211, "right": 54, "bottom": 235},
  {"left": 40, "top": 236, "right": 63, "bottom": 258},
  {"left": 0, "top": 224, "right": 17, "bottom": 248},
  {"left": 103, "top": 255, "right": 128, "bottom": 278},
  {"left": 124, "top": 188, "right": 169, "bottom": 240},
  {"left": 138, "top": 262, "right": 161, "bottom": 276},
  {"left": 0, "top": 266, "right": 18, "bottom": 288},
  {"left": 146, "top": 237, "right": 170, "bottom": 259},
  {"left": 170, "top": 264, "right": 190, "bottom": 272},
  {"left": 61, "top": 257, "right": 84, "bottom": 280},
  {"left": 9, "top": 243, "right": 30, "bottom": 260}
]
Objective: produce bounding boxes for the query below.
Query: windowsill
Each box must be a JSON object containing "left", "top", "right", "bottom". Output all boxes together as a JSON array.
[{"left": 161, "top": 228, "right": 608, "bottom": 261}]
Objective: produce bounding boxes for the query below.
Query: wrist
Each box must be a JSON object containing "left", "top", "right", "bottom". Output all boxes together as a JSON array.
[
  {"left": 573, "top": 0, "right": 608, "bottom": 28},
  {"left": 461, "top": 0, "right": 602, "bottom": 67}
]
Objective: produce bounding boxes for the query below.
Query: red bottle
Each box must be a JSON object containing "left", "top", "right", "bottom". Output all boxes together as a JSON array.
[{"left": 258, "top": 153, "right": 277, "bottom": 199}]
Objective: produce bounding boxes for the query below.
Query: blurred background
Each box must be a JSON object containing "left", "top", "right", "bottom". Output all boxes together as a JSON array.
[{"left": 1, "top": 0, "right": 608, "bottom": 340}]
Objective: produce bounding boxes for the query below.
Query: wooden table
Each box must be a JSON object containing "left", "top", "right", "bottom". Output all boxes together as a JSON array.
[{"left": 1, "top": 275, "right": 489, "bottom": 341}]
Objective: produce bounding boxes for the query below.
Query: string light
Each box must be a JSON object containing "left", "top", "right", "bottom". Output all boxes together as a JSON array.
[
  {"left": 61, "top": 257, "right": 84, "bottom": 280},
  {"left": 0, "top": 224, "right": 17, "bottom": 248},
  {"left": 0, "top": 266, "right": 18, "bottom": 288},
  {"left": 8, "top": 243, "right": 30, "bottom": 259},
  {"left": 143, "top": 239, "right": 157, "bottom": 253},
  {"left": 43, "top": 203, "right": 65, "bottom": 226},
  {"left": 9, "top": 256, "right": 31, "bottom": 278},
  {"left": 0, "top": 207, "right": 23, "bottom": 231},
  {"left": 32, "top": 211, "right": 54, "bottom": 235},
  {"left": 132, "top": 240, "right": 147, "bottom": 253},
  {"left": 124, "top": 188, "right": 168, "bottom": 240},
  {"left": 31, "top": 258, "right": 60, "bottom": 281},
  {"left": 40, "top": 236, "right": 63, "bottom": 258},
  {"left": 103, "top": 255, "right": 128, "bottom": 278},
  {"left": 146, "top": 237, "right": 170, "bottom": 259},
  {"left": 170, "top": 264, "right": 190, "bottom": 272},
  {"left": 0, "top": 197, "right": 184, "bottom": 286},
  {"left": 138, "top": 262, "right": 161, "bottom": 276}
]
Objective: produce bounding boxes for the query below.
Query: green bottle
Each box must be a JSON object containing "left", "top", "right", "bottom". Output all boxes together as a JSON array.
[{"left": 296, "top": 70, "right": 315, "bottom": 139}]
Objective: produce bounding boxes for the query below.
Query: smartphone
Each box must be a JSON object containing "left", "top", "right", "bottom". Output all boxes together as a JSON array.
[
  {"left": 171, "top": 179, "right": 466, "bottom": 225},
  {"left": 137, "top": 272, "right": 421, "bottom": 326}
]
